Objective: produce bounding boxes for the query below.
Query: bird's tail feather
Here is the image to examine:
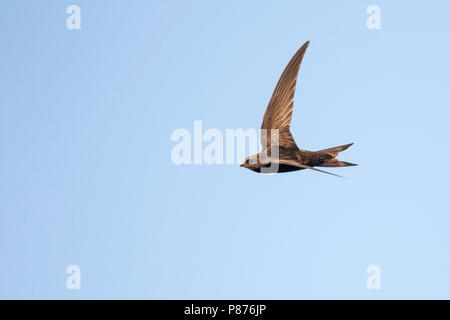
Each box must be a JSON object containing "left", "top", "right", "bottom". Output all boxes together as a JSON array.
[
  {"left": 319, "top": 159, "right": 357, "bottom": 167},
  {"left": 317, "top": 143, "right": 357, "bottom": 167},
  {"left": 317, "top": 143, "right": 354, "bottom": 157}
]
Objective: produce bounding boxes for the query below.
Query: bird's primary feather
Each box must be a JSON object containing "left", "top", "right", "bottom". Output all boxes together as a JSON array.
[{"left": 260, "top": 41, "right": 310, "bottom": 154}]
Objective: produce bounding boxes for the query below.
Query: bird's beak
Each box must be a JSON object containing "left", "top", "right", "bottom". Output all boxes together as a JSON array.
[{"left": 240, "top": 163, "right": 244, "bottom": 167}]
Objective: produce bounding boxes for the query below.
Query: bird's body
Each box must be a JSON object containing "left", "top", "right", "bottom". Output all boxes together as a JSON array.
[
  {"left": 242, "top": 144, "right": 355, "bottom": 174},
  {"left": 241, "top": 41, "right": 357, "bottom": 177}
]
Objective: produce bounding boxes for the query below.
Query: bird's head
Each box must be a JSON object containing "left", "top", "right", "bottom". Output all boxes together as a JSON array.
[{"left": 240, "top": 154, "right": 260, "bottom": 172}]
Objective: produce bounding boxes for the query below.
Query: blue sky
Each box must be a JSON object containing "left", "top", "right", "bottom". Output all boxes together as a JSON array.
[{"left": 1, "top": 0, "right": 449, "bottom": 299}]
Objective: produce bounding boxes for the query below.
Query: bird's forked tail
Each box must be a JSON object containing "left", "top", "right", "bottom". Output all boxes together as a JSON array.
[{"left": 317, "top": 143, "right": 357, "bottom": 167}]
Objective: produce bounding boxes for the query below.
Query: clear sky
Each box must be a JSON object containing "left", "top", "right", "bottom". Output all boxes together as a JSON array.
[{"left": 1, "top": 0, "right": 449, "bottom": 299}]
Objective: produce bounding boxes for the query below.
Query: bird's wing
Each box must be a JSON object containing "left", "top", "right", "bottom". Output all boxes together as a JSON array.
[
  {"left": 261, "top": 41, "right": 310, "bottom": 151},
  {"left": 277, "top": 159, "right": 344, "bottom": 178}
]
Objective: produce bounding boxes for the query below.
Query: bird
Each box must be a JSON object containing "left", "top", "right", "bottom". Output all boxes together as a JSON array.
[{"left": 240, "top": 41, "right": 357, "bottom": 177}]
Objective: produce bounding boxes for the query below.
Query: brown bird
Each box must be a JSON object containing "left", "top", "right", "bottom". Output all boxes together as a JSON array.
[{"left": 240, "top": 41, "right": 357, "bottom": 177}]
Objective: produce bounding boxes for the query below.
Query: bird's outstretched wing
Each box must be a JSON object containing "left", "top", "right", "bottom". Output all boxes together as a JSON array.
[{"left": 261, "top": 41, "right": 310, "bottom": 153}]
